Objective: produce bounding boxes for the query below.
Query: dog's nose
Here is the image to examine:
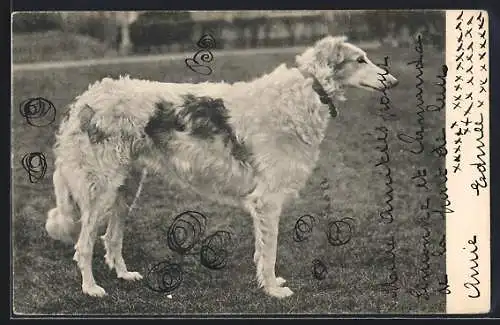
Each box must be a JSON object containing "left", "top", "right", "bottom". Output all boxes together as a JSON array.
[{"left": 387, "top": 76, "right": 398, "bottom": 88}]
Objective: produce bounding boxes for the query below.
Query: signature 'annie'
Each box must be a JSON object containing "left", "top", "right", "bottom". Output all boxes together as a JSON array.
[{"left": 463, "top": 235, "right": 481, "bottom": 298}]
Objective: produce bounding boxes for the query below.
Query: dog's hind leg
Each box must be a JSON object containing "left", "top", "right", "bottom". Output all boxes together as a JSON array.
[
  {"left": 245, "top": 193, "right": 293, "bottom": 298},
  {"left": 46, "top": 167, "right": 78, "bottom": 244},
  {"left": 101, "top": 187, "right": 143, "bottom": 281}
]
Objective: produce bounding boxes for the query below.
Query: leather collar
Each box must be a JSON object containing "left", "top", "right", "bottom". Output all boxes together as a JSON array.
[{"left": 311, "top": 77, "right": 338, "bottom": 118}]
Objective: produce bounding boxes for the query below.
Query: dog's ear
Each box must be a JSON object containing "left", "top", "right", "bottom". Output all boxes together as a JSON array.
[
  {"left": 314, "top": 35, "right": 348, "bottom": 65},
  {"left": 330, "top": 36, "right": 348, "bottom": 64},
  {"left": 296, "top": 35, "right": 349, "bottom": 74},
  {"left": 331, "top": 48, "right": 344, "bottom": 64}
]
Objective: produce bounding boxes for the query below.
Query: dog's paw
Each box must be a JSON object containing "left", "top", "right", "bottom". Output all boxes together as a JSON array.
[
  {"left": 275, "top": 277, "right": 287, "bottom": 286},
  {"left": 82, "top": 284, "right": 107, "bottom": 297},
  {"left": 265, "top": 286, "right": 294, "bottom": 298},
  {"left": 118, "top": 271, "right": 143, "bottom": 281}
]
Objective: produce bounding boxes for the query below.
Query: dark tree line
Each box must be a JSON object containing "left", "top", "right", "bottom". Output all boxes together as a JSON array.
[{"left": 13, "top": 11, "right": 445, "bottom": 54}]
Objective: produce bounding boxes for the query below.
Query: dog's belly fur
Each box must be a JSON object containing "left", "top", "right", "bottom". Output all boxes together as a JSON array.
[{"left": 139, "top": 132, "right": 258, "bottom": 207}]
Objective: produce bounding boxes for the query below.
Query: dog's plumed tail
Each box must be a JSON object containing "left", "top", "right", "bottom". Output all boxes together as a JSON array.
[{"left": 45, "top": 167, "right": 79, "bottom": 244}]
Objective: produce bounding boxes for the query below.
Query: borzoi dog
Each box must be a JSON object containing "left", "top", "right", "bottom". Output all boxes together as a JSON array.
[{"left": 45, "top": 36, "right": 398, "bottom": 298}]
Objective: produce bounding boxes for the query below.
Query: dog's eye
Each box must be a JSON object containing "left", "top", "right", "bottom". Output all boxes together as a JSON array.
[{"left": 357, "top": 57, "right": 367, "bottom": 64}]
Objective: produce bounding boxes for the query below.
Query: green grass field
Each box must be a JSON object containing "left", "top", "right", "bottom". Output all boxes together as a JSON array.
[{"left": 12, "top": 45, "right": 447, "bottom": 315}]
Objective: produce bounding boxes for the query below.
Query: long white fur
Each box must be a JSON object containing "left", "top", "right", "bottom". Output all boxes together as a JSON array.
[{"left": 45, "top": 36, "right": 398, "bottom": 298}]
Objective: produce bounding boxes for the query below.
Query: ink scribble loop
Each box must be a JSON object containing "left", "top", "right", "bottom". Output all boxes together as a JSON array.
[
  {"left": 196, "top": 49, "right": 214, "bottom": 64},
  {"left": 185, "top": 56, "right": 213, "bottom": 76},
  {"left": 312, "top": 259, "right": 328, "bottom": 280},
  {"left": 326, "top": 217, "right": 355, "bottom": 247},
  {"left": 145, "top": 261, "right": 183, "bottom": 293},
  {"left": 166, "top": 210, "right": 207, "bottom": 255},
  {"left": 185, "top": 34, "right": 216, "bottom": 75},
  {"left": 196, "top": 33, "right": 216, "bottom": 49},
  {"left": 293, "top": 214, "right": 316, "bottom": 242},
  {"left": 21, "top": 152, "right": 48, "bottom": 183},
  {"left": 19, "top": 97, "right": 56, "bottom": 127},
  {"left": 200, "top": 230, "right": 232, "bottom": 270}
]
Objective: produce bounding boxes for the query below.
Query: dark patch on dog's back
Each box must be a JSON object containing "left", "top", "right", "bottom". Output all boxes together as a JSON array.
[
  {"left": 180, "top": 95, "right": 233, "bottom": 140},
  {"left": 181, "top": 95, "right": 252, "bottom": 162},
  {"left": 79, "top": 105, "right": 108, "bottom": 144},
  {"left": 145, "top": 95, "right": 251, "bottom": 162},
  {"left": 145, "top": 101, "right": 184, "bottom": 146}
]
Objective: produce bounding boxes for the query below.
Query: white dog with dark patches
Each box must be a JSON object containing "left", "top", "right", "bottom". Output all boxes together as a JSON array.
[{"left": 45, "top": 36, "right": 398, "bottom": 298}]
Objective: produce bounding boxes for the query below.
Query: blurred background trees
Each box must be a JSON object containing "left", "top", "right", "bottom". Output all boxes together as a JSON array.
[{"left": 12, "top": 11, "right": 444, "bottom": 63}]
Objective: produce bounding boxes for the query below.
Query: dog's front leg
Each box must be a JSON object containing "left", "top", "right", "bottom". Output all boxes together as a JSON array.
[
  {"left": 246, "top": 193, "right": 293, "bottom": 298},
  {"left": 101, "top": 193, "right": 143, "bottom": 281}
]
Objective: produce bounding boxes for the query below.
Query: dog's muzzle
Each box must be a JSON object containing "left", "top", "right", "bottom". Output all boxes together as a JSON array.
[{"left": 360, "top": 74, "right": 399, "bottom": 91}]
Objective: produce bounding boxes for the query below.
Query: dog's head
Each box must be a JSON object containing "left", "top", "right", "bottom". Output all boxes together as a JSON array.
[{"left": 296, "top": 36, "right": 398, "bottom": 100}]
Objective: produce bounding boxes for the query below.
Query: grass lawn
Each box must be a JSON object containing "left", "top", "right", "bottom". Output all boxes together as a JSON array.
[{"left": 12, "top": 45, "right": 447, "bottom": 315}]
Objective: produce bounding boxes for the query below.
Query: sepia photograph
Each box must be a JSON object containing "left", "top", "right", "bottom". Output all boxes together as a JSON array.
[{"left": 10, "top": 10, "right": 489, "bottom": 316}]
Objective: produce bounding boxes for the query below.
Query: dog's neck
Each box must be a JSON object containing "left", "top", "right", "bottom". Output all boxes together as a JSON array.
[
  {"left": 311, "top": 77, "right": 338, "bottom": 118},
  {"left": 294, "top": 66, "right": 338, "bottom": 118}
]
